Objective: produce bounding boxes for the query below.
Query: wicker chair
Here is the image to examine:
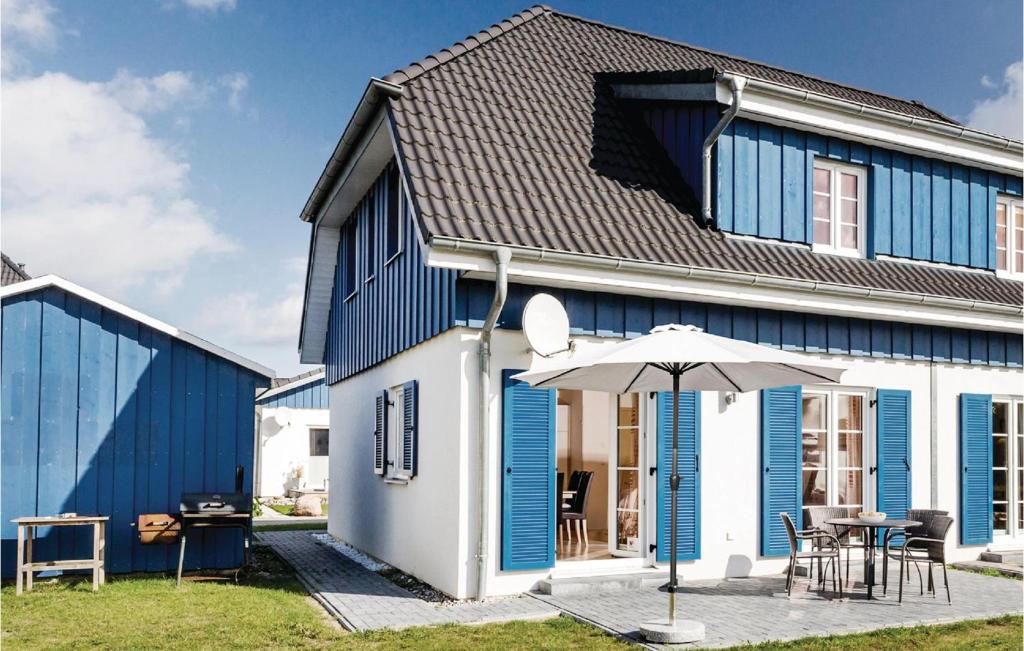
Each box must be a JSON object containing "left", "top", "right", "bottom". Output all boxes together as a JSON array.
[
  {"left": 780, "top": 512, "right": 843, "bottom": 599},
  {"left": 805, "top": 506, "right": 865, "bottom": 588},
  {"left": 882, "top": 509, "right": 951, "bottom": 601},
  {"left": 883, "top": 514, "right": 954, "bottom": 603}
]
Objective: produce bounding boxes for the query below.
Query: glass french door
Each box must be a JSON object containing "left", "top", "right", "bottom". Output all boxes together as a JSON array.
[
  {"left": 992, "top": 398, "right": 1024, "bottom": 541},
  {"left": 801, "top": 390, "right": 867, "bottom": 535},
  {"left": 614, "top": 394, "right": 641, "bottom": 554}
]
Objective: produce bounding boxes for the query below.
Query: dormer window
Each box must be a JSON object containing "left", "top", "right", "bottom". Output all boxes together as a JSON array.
[
  {"left": 996, "top": 195, "right": 1023, "bottom": 277},
  {"left": 812, "top": 160, "right": 866, "bottom": 257}
]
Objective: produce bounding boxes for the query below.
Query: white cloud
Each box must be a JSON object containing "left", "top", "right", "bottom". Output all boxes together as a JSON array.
[
  {"left": 1, "top": 0, "right": 58, "bottom": 74},
  {"left": 219, "top": 72, "right": 249, "bottom": 112},
  {"left": 105, "top": 69, "right": 210, "bottom": 113},
  {"left": 182, "top": 0, "right": 236, "bottom": 12},
  {"left": 966, "top": 61, "right": 1023, "bottom": 140},
  {"left": 198, "top": 283, "right": 304, "bottom": 347},
  {"left": 1, "top": 71, "right": 235, "bottom": 294}
]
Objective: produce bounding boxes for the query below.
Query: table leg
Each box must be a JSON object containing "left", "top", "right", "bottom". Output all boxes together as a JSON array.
[
  {"left": 26, "top": 526, "right": 34, "bottom": 592},
  {"left": 99, "top": 522, "right": 106, "bottom": 585},
  {"left": 176, "top": 532, "right": 187, "bottom": 588},
  {"left": 92, "top": 522, "right": 101, "bottom": 592},
  {"left": 15, "top": 525, "right": 24, "bottom": 596},
  {"left": 866, "top": 529, "right": 875, "bottom": 599}
]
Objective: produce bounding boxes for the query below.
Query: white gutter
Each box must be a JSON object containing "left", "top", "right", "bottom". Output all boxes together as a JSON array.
[
  {"left": 703, "top": 75, "right": 745, "bottom": 225},
  {"left": 476, "top": 247, "right": 510, "bottom": 600},
  {"left": 427, "top": 238, "right": 1023, "bottom": 323}
]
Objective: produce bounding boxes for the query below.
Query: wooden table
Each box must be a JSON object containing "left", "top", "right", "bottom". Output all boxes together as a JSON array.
[
  {"left": 826, "top": 517, "right": 919, "bottom": 599},
  {"left": 11, "top": 516, "right": 109, "bottom": 595}
]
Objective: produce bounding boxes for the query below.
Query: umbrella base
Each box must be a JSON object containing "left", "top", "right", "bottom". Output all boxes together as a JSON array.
[{"left": 640, "top": 618, "right": 705, "bottom": 644}]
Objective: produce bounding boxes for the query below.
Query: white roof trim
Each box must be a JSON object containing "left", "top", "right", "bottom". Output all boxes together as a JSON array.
[
  {"left": 1, "top": 275, "right": 275, "bottom": 378},
  {"left": 257, "top": 370, "right": 326, "bottom": 402}
]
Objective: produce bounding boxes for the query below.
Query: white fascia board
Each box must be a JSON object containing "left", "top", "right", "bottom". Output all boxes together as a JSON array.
[
  {"left": 719, "top": 81, "right": 1023, "bottom": 176},
  {"left": 424, "top": 247, "right": 1023, "bottom": 334},
  {"left": 256, "top": 370, "right": 326, "bottom": 402},
  {"left": 1, "top": 275, "right": 275, "bottom": 377},
  {"left": 299, "top": 106, "right": 404, "bottom": 364}
]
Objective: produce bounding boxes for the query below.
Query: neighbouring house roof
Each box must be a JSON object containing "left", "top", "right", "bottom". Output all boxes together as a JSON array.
[
  {"left": 376, "top": 5, "right": 1022, "bottom": 307},
  {"left": 256, "top": 368, "right": 326, "bottom": 403},
  {"left": 2, "top": 252, "right": 30, "bottom": 286},
  {"left": 0, "top": 275, "right": 275, "bottom": 378}
]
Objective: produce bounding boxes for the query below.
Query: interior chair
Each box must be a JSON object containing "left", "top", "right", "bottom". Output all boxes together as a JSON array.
[
  {"left": 882, "top": 508, "right": 949, "bottom": 595},
  {"left": 884, "top": 514, "right": 954, "bottom": 603},
  {"left": 562, "top": 471, "right": 594, "bottom": 546},
  {"left": 780, "top": 512, "right": 843, "bottom": 599},
  {"left": 806, "top": 505, "right": 863, "bottom": 587},
  {"left": 556, "top": 472, "right": 565, "bottom": 549}
]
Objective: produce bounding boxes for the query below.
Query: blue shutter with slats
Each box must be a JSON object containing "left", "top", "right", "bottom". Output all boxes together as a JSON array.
[
  {"left": 960, "top": 393, "right": 993, "bottom": 545},
  {"left": 501, "top": 369, "right": 555, "bottom": 570},
  {"left": 876, "top": 389, "right": 911, "bottom": 545},
  {"left": 400, "top": 380, "right": 418, "bottom": 477},
  {"left": 373, "top": 390, "right": 387, "bottom": 475},
  {"left": 656, "top": 391, "right": 701, "bottom": 562},
  {"left": 760, "top": 385, "right": 802, "bottom": 557}
]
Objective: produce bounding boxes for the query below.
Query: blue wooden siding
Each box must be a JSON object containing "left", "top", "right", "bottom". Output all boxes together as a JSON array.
[
  {"left": 257, "top": 377, "right": 328, "bottom": 409},
  {"left": 643, "top": 108, "right": 1023, "bottom": 269},
  {"left": 0, "top": 287, "right": 269, "bottom": 579},
  {"left": 324, "top": 161, "right": 458, "bottom": 384},
  {"left": 716, "top": 118, "right": 1022, "bottom": 269},
  {"left": 456, "top": 279, "right": 1022, "bottom": 368}
]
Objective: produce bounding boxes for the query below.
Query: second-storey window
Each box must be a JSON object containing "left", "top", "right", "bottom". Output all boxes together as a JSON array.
[
  {"left": 813, "top": 160, "right": 866, "bottom": 257},
  {"left": 996, "top": 195, "right": 1024, "bottom": 277}
]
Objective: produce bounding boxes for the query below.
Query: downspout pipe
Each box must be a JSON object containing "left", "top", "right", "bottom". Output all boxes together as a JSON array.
[
  {"left": 702, "top": 75, "right": 746, "bottom": 227},
  {"left": 476, "top": 246, "right": 511, "bottom": 600}
]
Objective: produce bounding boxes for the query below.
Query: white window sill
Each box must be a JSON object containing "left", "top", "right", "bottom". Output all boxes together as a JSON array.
[
  {"left": 995, "top": 269, "right": 1024, "bottom": 281},
  {"left": 384, "top": 477, "right": 409, "bottom": 485},
  {"left": 811, "top": 244, "right": 864, "bottom": 259}
]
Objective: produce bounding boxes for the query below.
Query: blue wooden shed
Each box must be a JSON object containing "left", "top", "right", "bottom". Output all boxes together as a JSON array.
[{"left": 1, "top": 275, "right": 273, "bottom": 578}]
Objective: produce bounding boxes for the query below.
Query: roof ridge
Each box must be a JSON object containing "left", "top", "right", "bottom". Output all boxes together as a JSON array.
[
  {"left": 542, "top": 7, "right": 955, "bottom": 124},
  {"left": 384, "top": 4, "right": 552, "bottom": 85}
]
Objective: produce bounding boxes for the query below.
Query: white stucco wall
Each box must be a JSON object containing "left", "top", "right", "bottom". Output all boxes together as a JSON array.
[
  {"left": 326, "top": 325, "right": 1022, "bottom": 598},
  {"left": 327, "top": 329, "right": 475, "bottom": 598},
  {"left": 258, "top": 406, "right": 330, "bottom": 497}
]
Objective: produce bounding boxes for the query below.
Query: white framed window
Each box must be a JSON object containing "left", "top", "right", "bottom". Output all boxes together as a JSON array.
[
  {"left": 992, "top": 398, "right": 1024, "bottom": 539},
  {"left": 801, "top": 389, "right": 868, "bottom": 534},
  {"left": 996, "top": 196, "right": 1024, "bottom": 278},
  {"left": 386, "top": 384, "right": 408, "bottom": 481},
  {"left": 812, "top": 160, "right": 866, "bottom": 257}
]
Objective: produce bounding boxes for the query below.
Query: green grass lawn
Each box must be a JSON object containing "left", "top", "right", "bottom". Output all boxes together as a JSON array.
[
  {"left": 267, "top": 502, "right": 329, "bottom": 517},
  {"left": 2, "top": 546, "right": 1019, "bottom": 650}
]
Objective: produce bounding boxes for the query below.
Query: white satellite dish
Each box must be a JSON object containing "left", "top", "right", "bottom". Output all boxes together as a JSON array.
[
  {"left": 522, "top": 293, "right": 570, "bottom": 357},
  {"left": 274, "top": 407, "right": 292, "bottom": 428}
]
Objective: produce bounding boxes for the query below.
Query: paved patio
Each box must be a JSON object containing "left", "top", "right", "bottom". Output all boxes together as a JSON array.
[
  {"left": 534, "top": 564, "right": 1023, "bottom": 648},
  {"left": 255, "top": 530, "right": 558, "bottom": 631},
  {"left": 260, "top": 529, "right": 1021, "bottom": 646}
]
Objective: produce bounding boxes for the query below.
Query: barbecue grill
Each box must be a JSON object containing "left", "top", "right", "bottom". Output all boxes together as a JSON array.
[{"left": 176, "top": 465, "right": 252, "bottom": 587}]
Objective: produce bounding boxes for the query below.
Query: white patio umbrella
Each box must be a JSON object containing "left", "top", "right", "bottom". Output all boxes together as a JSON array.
[{"left": 513, "top": 323, "right": 846, "bottom": 642}]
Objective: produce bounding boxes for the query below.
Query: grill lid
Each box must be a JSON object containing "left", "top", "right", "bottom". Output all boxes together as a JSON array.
[{"left": 180, "top": 492, "right": 251, "bottom": 514}]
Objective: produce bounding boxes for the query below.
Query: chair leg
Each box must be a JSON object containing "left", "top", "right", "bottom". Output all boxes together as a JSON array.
[
  {"left": 582, "top": 519, "right": 588, "bottom": 546},
  {"left": 942, "top": 562, "right": 951, "bottom": 604},
  {"left": 846, "top": 547, "right": 851, "bottom": 588},
  {"left": 898, "top": 549, "right": 906, "bottom": 604},
  {"left": 914, "top": 559, "right": 924, "bottom": 595},
  {"left": 786, "top": 556, "right": 796, "bottom": 597},
  {"left": 928, "top": 563, "right": 935, "bottom": 597},
  {"left": 882, "top": 550, "right": 888, "bottom": 595},
  {"left": 575, "top": 520, "right": 581, "bottom": 545}
]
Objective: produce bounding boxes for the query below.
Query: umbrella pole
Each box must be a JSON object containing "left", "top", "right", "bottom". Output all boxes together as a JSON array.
[{"left": 668, "top": 368, "right": 680, "bottom": 625}]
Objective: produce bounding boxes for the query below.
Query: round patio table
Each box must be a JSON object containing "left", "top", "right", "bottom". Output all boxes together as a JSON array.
[{"left": 826, "top": 517, "right": 920, "bottom": 599}]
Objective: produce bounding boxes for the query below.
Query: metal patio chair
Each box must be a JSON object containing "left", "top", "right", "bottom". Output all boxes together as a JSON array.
[
  {"left": 882, "top": 508, "right": 949, "bottom": 595},
  {"left": 780, "top": 512, "right": 843, "bottom": 599},
  {"left": 884, "top": 514, "right": 954, "bottom": 603},
  {"left": 806, "top": 505, "right": 865, "bottom": 588}
]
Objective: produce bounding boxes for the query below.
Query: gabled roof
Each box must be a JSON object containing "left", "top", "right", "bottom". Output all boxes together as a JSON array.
[
  {"left": 257, "top": 368, "right": 326, "bottom": 403},
  {"left": 0, "top": 275, "right": 275, "bottom": 378},
  {"left": 2, "top": 252, "right": 30, "bottom": 286},
  {"left": 379, "top": 5, "right": 1022, "bottom": 307}
]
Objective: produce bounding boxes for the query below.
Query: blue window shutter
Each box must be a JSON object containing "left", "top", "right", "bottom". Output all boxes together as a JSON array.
[
  {"left": 401, "top": 380, "right": 418, "bottom": 477},
  {"left": 373, "top": 390, "right": 387, "bottom": 475},
  {"left": 959, "top": 393, "right": 993, "bottom": 545},
  {"left": 876, "top": 389, "right": 911, "bottom": 545},
  {"left": 501, "top": 369, "right": 555, "bottom": 571},
  {"left": 760, "top": 385, "right": 802, "bottom": 557},
  {"left": 656, "top": 391, "right": 701, "bottom": 562}
]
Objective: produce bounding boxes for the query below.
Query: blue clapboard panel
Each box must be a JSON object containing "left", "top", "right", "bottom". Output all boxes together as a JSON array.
[
  {"left": 455, "top": 280, "right": 1020, "bottom": 368},
  {"left": 0, "top": 286, "right": 270, "bottom": 579},
  {"left": 256, "top": 375, "right": 329, "bottom": 409}
]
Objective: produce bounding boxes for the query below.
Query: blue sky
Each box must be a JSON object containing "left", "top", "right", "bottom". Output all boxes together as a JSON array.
[{"left": 2, "top": 0, "right": 1021, "bottom": 376}]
